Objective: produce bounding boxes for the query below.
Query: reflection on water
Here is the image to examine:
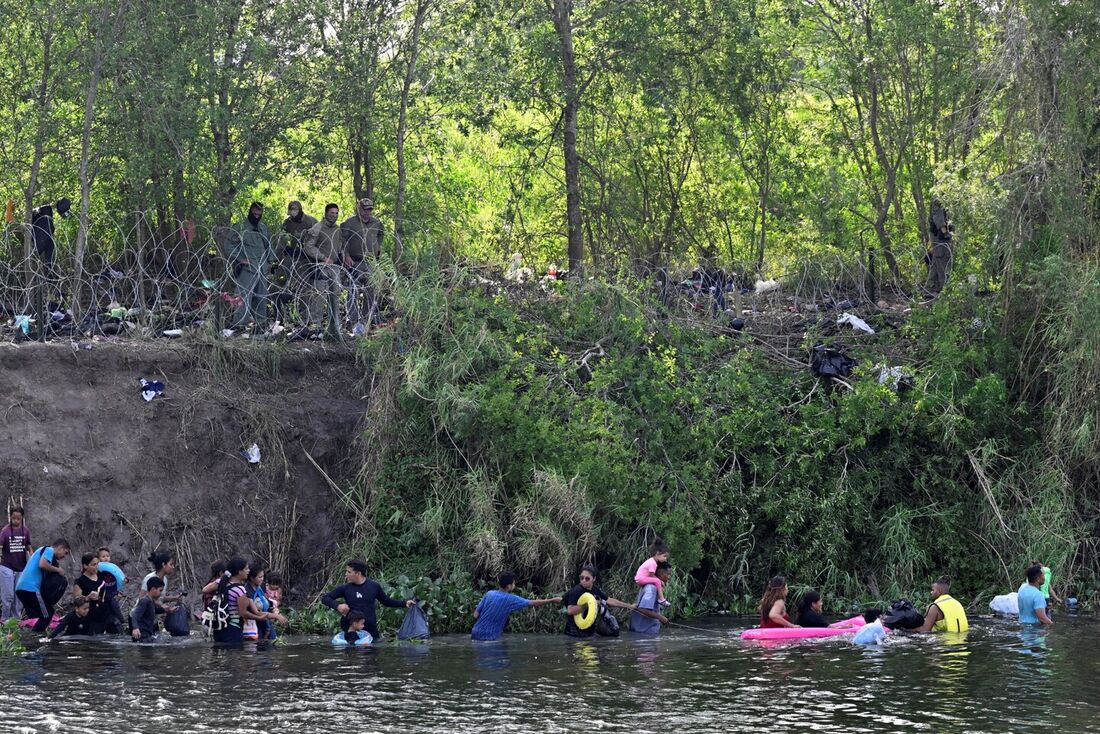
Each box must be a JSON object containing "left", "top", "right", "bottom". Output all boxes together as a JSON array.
[{"left": 2, "top": 616, "right": 1097, "bottom": 733}]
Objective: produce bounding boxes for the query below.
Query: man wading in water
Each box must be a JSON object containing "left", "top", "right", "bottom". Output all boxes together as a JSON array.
[{"left": 321, "top": 560, "right": 416, "bottom": 640}]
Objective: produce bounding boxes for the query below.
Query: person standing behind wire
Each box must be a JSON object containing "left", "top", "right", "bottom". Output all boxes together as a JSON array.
[
  {"left": 340, "top": 197, "right": 384, "bottom": 335},
  {"left": 226, "top": 202, "right": 273, "bottom": 335}
]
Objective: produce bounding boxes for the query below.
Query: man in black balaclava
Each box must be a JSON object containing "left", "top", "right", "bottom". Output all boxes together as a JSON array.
[{"left": 226, "top": 202, "right": 274, "bottom": 333}]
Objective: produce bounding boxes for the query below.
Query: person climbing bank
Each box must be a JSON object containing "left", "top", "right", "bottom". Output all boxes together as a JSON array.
[{"left": 15, "top": 539, "right": 70, "bottom": 631}]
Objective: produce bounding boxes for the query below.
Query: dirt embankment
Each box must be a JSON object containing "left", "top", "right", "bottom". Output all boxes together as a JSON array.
[{"left": 0, "top": 341, "right": 366, "bottom": 599}]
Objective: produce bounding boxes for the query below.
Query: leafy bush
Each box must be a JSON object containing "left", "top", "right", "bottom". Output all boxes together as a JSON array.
[{"left": 324, "top": 265, "right": 1097, "bottom": 613}]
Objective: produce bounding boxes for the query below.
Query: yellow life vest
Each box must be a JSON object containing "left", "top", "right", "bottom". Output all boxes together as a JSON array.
[{"left": 932, "top": 594, "right": 969, "bottom": 632}]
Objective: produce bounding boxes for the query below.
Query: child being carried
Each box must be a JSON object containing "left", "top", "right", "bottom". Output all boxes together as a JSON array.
[{"left": 634, "top": 538, "right": 672, "bottom": 608}]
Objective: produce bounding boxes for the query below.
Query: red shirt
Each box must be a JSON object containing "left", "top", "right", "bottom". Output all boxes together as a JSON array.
[{"left": 760, "top": 610, "right": 791, "bottom": 629}]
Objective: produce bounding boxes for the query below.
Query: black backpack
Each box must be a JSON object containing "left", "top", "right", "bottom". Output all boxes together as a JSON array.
[{"left": 882, "top": 598, "right": 925, "bottom": 629}]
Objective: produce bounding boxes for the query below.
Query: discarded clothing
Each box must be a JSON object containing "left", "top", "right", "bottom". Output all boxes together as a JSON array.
[
  {"left": 241, "top": 443, "right": 261, "bottom": 464},
  {"left": 876, "top": 365, "right": 914, "bottom": 392},
  {"left": 139, "top": 378, "right": 165, "bottom": 402},
  {"left": 810, "top": 344, "right": 857, "bottom": 379},
  {"left": 837, "top": 312, "right": 875, "bottom": 334}
]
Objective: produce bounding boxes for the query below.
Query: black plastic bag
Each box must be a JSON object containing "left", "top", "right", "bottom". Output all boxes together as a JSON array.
[
  {"left": 594, "top": 600, "right": 620, "bottom": 637},
  {"left": 397, "top": 602, "right": 430, "bottom": 640},
  {"left": 164, "top": 604, "right": 191, "bottom": 637},
  {"left": 882, "top": 598, "right": 925, "bottom": 629},
  {"left": 810, "top": 343, "right": 857, "bottom": 379}
]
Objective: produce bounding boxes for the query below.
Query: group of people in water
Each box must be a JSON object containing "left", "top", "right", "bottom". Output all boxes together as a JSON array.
[{"left": 0, "top": 505, "right": 1064, "bottom": 646}]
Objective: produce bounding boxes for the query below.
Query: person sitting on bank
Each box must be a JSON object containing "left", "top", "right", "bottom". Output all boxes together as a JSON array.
[
  {"left": 471, "top": 572, "right": 562, "bottom": 641},
  {"left": 44, "top": 595, "right": 95, "bottom": 640},
  {"left": 796, "top": 589, "right": 828, "bottom": 628},
  {"left": 561, "top": 564, "right": 637, "bottom": 638},
  {"left": 758, "top": 575, "right": 799, "bottom": 629},
  {"left": 320, "top": 560, "right": 416, "bottom": 641},
  {"left": 628, "top": 561, "right": 672, "bottom": 635},
  {"left": 1018, "top": 564, "right": 1053, "bottom": 627},
  {"left": 915, "top": 577, "right": 969, "bottom": 633}
]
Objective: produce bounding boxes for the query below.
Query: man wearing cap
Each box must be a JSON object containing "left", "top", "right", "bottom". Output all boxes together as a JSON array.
[
  {"left": 273, "top": 201, "right": 317, "bottom": 325},
  {"left": 227, "top": 202, "right": 274, "bottom": 334},
  {"left": 340, "top": 197, "right": 384, "bottom": 333}
]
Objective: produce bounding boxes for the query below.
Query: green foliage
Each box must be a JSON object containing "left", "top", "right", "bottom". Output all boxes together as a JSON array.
[
  {"left": 333, "top": 265, "right": 1090, "bottom": 612},
  {"left": 0, "top": 619, "right": 25, "bottom": 655}
]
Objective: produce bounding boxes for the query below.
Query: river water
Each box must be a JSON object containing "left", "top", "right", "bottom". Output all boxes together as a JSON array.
[{"left": 2, "top": 615, "right": 1095, "bottom": 733}]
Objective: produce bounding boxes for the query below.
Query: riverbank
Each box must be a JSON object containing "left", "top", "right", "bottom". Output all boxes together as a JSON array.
[{"left": 0, "top": 339, "right": 364, "bottom": 596}]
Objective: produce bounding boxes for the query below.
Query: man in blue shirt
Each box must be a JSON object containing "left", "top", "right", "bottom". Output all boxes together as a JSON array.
[
  {"left": 629, "top": 562, "right": 671, "bottom": 635},
  {"left": 1018, "top": 564, "right": 1053, "bottom": 626},
  {"left": 16, "top": 539, "right": 70, "bottom": 631},
  {"left": 471, "top": 573, "right": 561, "bottom": 641}
]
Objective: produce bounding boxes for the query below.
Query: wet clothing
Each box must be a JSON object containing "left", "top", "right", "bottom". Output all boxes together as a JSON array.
[
  {"left": 798, "top": 609, "right": 829, "bottom": 628},
  {"left": 1017, "top": 583, "right": 1047, "bottom": 625},
  {"left": 628, "top": 584, "right": 661, "bottom": 635},
  {"left": 853, "top": 620, "right": 886, "bottom": 645},
  {"left": 16, "top": 546, "right": 57, "bottom": 594},
  {"left": 131, "top": 597, "right": 160, "bottom": 640},
  {"left": 321, "top": 580, "right": 407, "bottom": 640},
  {"left": 48, "top": 611, "right": 96, "bottom": 639},
  {"left": 340, "top": 214, "right": 384, "bottom": 262},
  {"left": 471, "top": 590, "right": 530, "bottom": 641},
  {"left": 75, "top": 573, "right": 111, "bottom": 632},
  {"left": 0, "top": 524, "right": 31, "bottom": 572},
  {"left": 931, "top": 594, "right": 969, "bottom": 633},
  {"left": 760, "top": 607, "right": 791, "bottom": 629},
  {"left": 562, "top": 584, "right": 607, "bottom": 638},
  {"left": 17, "top": 548, "right": 66, "bottom": 631}
]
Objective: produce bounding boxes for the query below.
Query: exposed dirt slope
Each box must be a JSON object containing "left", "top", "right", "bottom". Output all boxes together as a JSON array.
[{"left": 0, "top": 340, "right": 366, "bottom": 598}]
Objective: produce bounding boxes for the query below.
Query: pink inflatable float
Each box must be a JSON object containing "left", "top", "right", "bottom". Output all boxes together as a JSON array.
[{"left": 740, "top": 614, "right": 866, "bottom": 641}]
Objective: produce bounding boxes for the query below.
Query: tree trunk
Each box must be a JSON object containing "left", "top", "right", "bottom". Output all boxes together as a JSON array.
[
  {"left": 551, "top": 0, "right": 583, "bottom": 272},
  {"left": 394, "top": 0, "right": 429, "bottom": 267},
  {"left": 73, "top": 2, "right": 127, "bottom": 323}
]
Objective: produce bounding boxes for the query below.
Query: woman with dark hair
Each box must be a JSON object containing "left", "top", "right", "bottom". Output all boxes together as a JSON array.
[
  {"left": 758, "top": 576, "right": 799, "bottom": 629},
  {"left": 142, "top": 551, "right": 182, "bottom": 601},
  {"left": 561, "top": 564, "right": 637, "bottom": 638},
  {"left": 72, "top": 552, "right": 110, "bottom": 634},
  {"left": 796, "top": 589, "right": 828, "bottom": 628},
  {"left": 201, "top": 560, "right": 227, "bottom": 610},
  {"left": 243, "top": 563, "right": 284, "bottom": 641},
  {"left": 209, "top": 558, "right": 280, "bottom": 644}
]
